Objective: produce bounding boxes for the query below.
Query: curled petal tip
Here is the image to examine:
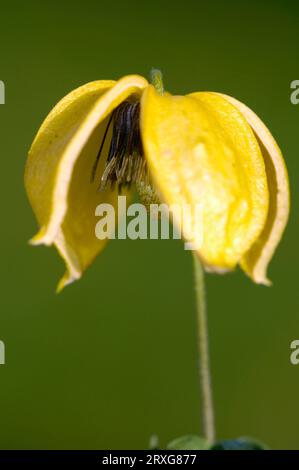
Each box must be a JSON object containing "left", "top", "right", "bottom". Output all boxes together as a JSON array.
[
  {"left": 56, "top": 272, "right": 80, "bottom": 293},
  {"left": 29, "top": 228, "right": 53, "bottom": 246}
]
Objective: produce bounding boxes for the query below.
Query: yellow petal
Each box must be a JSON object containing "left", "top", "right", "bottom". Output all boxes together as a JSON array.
[
  {"left": 141, "top": 86, "right": 269, "bottom": 272},
  {"left": 25, "top": 75, "right": 148, "bottom": 289},
  {"left": 215, "top": 93, "right": 290, "bottom": 284}
]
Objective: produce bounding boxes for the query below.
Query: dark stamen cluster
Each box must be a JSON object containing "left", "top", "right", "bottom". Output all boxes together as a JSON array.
[{"left": 91, "top": 100, "right": 148, "bottom": 191}]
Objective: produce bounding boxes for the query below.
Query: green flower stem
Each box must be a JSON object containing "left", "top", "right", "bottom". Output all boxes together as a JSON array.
[
  {"left": 192, "top": 253, "right": 215, "bottom": 444},
  {"left": 149, "top": 69, "right": 215, "bottom": 442},
  {"left": 150, "top": 68, "right": 164, "bottom": 95}
]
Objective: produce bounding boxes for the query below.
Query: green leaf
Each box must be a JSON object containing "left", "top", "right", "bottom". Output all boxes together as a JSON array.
[
  {"left": 210, "top": 437, "right": 268, "bottom": 450},
  {"left": 167, "top": 435, "right": 210, "bottom": 450},
  {"left": 148, "top": 434, "right": 159, "bottom": 450}
]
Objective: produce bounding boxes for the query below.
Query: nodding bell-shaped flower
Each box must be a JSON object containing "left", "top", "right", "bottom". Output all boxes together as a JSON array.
[{"left": 24, "top": 72, "right": 290, "bottom": 291}]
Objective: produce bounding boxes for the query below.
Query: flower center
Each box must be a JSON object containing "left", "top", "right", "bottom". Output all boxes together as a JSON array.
[{"left": 91, "top": 99, "right": 149, "bottom": 192}]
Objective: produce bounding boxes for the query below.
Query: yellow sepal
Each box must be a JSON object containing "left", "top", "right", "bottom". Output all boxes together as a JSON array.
[
  {"left": 216, "top": 93, "right": 290, "bottom": 284},
  {"left": 25, "top": 75, "right": 148, "bottom": 289},
  {"left": 141, "top": 86, "right": 269, "bottom": 272}
]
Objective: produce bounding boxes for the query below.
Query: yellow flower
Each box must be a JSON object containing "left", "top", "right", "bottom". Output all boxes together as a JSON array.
[{"left": 24, "top": 73, "right": 290, "bottom": 291}]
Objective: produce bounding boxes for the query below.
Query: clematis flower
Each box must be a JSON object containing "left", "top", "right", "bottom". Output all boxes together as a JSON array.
[{"left": 24, "top": 73, "right": 289, "bottom": 291}]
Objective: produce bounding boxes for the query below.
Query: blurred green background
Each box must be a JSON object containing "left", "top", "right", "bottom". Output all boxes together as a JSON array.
[{"left": 0, "top": 0, "right": 298, "bottom": 450}]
